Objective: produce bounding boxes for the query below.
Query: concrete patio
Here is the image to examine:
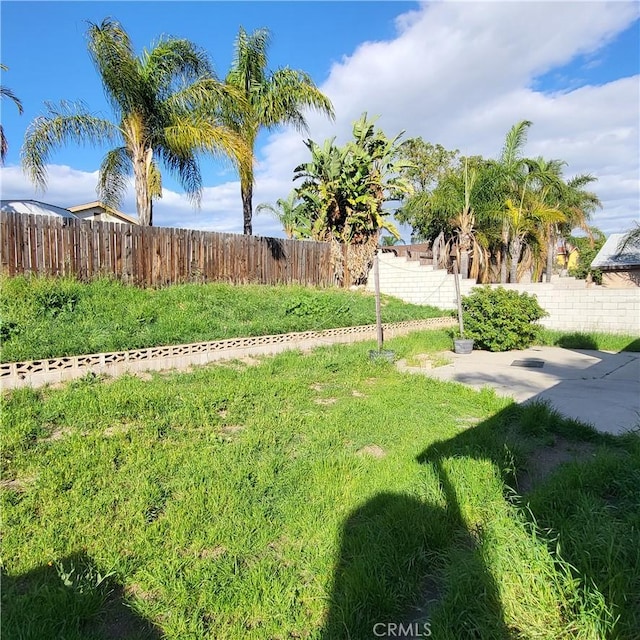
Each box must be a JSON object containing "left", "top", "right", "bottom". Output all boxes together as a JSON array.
[{"left": 399, "top": 346, "right": 640, "bottom": 435}]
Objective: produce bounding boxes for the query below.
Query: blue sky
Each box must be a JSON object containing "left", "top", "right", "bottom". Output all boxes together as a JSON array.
[{"left": 1, "top": 1, "right": 638, "bottom": 237}]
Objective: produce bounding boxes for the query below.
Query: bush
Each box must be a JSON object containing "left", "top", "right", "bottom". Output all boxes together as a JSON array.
[{"left": 462, "top": 286, "right": 547, "bottom": 351}]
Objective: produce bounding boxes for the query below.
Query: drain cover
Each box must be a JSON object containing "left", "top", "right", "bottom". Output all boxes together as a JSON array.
[{"left": 511, "top": 359, "right": 544, "bottom": 368}]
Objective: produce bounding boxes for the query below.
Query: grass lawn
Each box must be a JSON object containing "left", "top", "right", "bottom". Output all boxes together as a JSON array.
[
  {"left": 538, "top": 329, "right": 640, "bottom": 353},
  {"left": 0, "top": 276, "right": 446, "bottom": 363},
  {"left": 2, "top": 330, "right": 639, "bottom": 639}
]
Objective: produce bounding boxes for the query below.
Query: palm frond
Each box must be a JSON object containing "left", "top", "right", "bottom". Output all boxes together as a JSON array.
[
  {"left": 86, "top": 18, "right": 141, "bottom": 116},
  {"left": 500, "top": 120, "right": 532, "bottom": 168},
  {"left": 21, "top": 101, "right": 118, "bottom": 189},
  {"left": 142, "top": 38, "right": 213, "bottom": 99},
  {"left": 1, "top": 84, "right": 23, "bottom": 114},
  {"left": 227, "top": 26, "right": 271, "bottom": 94},
  {"left": 98, "top": 146, "right": 132, "bottom": 208}
]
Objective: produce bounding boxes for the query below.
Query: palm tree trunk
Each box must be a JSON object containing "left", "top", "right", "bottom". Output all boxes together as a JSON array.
[
  {"left": 509, "top": 238, "right": 522, "bottom": 283},
  {"left": 460, "top": 249, "right": 469, "bottom": 280},
  {"left": 546, "top": 232, "right": 555, "bottom": 283},
  {"left": 241, "top": 177, "right": 253, "bottom": 235},
  {"left": 133, "top": 148, "right": 153, "bottom": 226},
  {"left": 500, "top": 244, "right": 508, "bottom": 284}
]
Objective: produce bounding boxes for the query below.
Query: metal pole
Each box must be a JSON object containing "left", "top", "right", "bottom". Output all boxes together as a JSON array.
[
  {"left": 374, "top": 251, "right": 383, "bottom": 351},
  {"left": 452, "top": 259, "right": 464, "bottom": 337}
]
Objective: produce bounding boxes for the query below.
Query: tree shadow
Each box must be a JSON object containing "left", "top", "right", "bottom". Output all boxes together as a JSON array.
[
  {"left": 1, "top": 551, "right": 163, "bottom": 640},
  {"left": 551, "top": 332, "right": 599, "bottom": 350},
  {"left": 266, "top": 236, "right": 286, "bottom": 261}
]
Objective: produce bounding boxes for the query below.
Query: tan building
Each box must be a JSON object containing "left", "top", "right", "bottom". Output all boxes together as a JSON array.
[
  {"left": 68, "top": 201, "right": 138, "bottom": 225},
  {"left": 591, "top": 233, "right": 640, "bottom": 288}
]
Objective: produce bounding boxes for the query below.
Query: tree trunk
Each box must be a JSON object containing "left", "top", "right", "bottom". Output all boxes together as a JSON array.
[
  {"left": 133, "top": 147, "right": 153, "bottom": 226},
  {"left": 546, "top": 232, "right": 555, "bottom": 283},
  {"left": 241, "top": 176, "right": 253, "bottom": 235},
  {"left": 500, "top": 243, "right": 508, "bottom": 284},
  {"left": 460, "top": 249, "right": 469, "bottom": 280},
  {"left": 509, "top": 238, "right": 522, "bottom": 283}
]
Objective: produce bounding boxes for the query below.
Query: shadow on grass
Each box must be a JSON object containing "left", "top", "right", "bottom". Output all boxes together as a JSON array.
[
  {"left": 322, "top": 394, "right": 640, "bottom": 637},
  {"left": 552, "top": 332, "right": 599, "bottom": 350},
  {"left": 320, "top": 491, "right": 508, "bottom": 639},
  {"left": 1, "top": 551, "right": 162, "bottom": 640}
]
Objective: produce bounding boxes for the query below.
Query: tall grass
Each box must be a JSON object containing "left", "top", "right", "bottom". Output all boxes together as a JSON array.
[
  {"left": 0, "top": 276, "right": 446, "bottom": 362},
  {"left": 2, "top": 333, "right": 638, "bottom": 638}
]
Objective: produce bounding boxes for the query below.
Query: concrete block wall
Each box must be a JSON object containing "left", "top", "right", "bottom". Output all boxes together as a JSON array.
[
  {"left": 486, "top": 282, "right": 640, "bottom": 335},
  {"left": 368, "top": 254, "right": 640, "bottom": 335},
  {"left": 365, "top": 253, "right": 476, "bottom": 310}
]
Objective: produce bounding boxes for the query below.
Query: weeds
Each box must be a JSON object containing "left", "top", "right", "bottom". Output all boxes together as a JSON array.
[
  {"left": 2, "top": 335, "right": 639, "bottom": 638},
  {"left": 0, "top": 276, "right": 444, "bottom": 362}
]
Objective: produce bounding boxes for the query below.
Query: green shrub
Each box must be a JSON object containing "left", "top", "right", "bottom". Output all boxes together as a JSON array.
[{"left": 462, "top": 286, "right": 547, "bottom": 351}]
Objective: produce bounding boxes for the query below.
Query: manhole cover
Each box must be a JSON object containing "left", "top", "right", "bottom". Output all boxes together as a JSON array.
[{"left": 511, "top": 359, "right": 544, "bottom": 368}]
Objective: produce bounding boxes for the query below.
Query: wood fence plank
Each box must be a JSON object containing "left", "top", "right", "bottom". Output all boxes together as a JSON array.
[{"left": 0, "top": 213, "right": 340, "bottom": 288}]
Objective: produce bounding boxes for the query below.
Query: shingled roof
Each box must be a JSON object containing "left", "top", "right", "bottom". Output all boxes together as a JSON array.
[{"left": 591, "top": 233, "right": 640, "bottom": 270}]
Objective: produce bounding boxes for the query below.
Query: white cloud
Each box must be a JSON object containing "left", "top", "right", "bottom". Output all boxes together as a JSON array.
[
  {"left": 2, "top": 2, "right": 638, "bottom": 238},
  {"left": 258, "top": 1, "right": 640, "bottom": 236}
]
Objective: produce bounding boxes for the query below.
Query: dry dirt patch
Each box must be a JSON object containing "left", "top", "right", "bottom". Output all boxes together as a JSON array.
[
  {"left": 356, "top": 444, "right": 386, "bottom": 458},
  {"left": 518, "top": 436, "right": 598, "bottom": 493}
]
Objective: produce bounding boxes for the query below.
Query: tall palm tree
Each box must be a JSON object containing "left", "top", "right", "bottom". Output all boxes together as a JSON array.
[
  {"left": 503, "top": 176, "right": 566, "bottom": 283},
  {"left": 224, "top": 27, "right": 334, "bottom": 235},
  {"left": 1, "top": 64, "right": 24, "bottom": 165},
  {"left": 22, "top": 19, "right": 249, "bottom": 226},
  {"left": 495, "top": 120, "right": 533, "bottom": 283},
  {"left": 547, "top": 172, "right": 601, "bottom": 282}
]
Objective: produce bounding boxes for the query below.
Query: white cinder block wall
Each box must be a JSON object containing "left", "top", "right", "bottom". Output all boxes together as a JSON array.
[
  {"left": 367, "top": 253, "right": 640, "bottom": 335},
  {"left": 366, "top": 253, "right": 476, "bottom": 309}
]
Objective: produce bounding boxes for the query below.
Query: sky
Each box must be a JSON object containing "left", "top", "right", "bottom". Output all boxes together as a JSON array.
[{"left": 1, "top": 1, "right": 638, "bottom": 239}]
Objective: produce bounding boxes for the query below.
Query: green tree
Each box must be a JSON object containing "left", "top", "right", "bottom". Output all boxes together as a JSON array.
[
  {"left": 429, "top": 157, "right": 502, "bottom": 281},
  {"left": 22, "top": 18, "right": 249, "bottom": 226},
  {"left": 224, "top": 27, "right": 334, "bottom": 235},
  {"left": 1, "top": 64, "right": 23, "bottom": 164},
  {"left": 542, "top": 170, "right": 601, "bottom": 282},
  {"left": 256, "top": 190, "right": 310, "bottom": 239},
  {"left": 395, "top": 138, "right": 460, "bottom": 240},
  {"left": 293, "top": 114, "right": 412, "bottom": 283},
  {"left": 568, "top": 227, "right": 606, "bottom": 284}
]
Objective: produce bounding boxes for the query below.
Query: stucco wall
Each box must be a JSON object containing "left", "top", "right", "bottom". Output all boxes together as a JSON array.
[
  {"left": 368, "top": 253, "right": 640, "bottom": 335},
  {"left": 601, "top": 269, "right": 640, "bottom": 289}
]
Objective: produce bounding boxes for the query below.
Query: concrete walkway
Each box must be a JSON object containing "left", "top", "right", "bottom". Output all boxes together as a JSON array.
[{"left": 399, "top": 346, "right": 640, "bottom": 435}]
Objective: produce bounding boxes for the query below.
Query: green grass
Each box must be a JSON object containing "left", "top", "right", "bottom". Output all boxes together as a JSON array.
[
  {"left": 2, "top": 332, "right": 639, "bottom": 639},
  {"left": 538, "top": 329, "right": 640, "bottom": 353},
  {"left": 0, "top": 276, "right": 447, "bottom": 363}
]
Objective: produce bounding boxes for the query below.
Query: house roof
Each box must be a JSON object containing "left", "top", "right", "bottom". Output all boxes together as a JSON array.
[
  {"left": 68, "top": 201, "right": 139, "bottom": 225},
  {"left": 591, "top": 233, "right": 640, "bottom": 270},
  {"left": 0, "top": 199, "right": 78, "bottom": 219}
]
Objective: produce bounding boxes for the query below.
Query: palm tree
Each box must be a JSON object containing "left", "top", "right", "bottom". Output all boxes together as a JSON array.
[
  {"left": 503, "top": 177, "right": 566, "bottom": 283},
  {"left": 256, "top": 190, "right": 310, "bottom": 239},
  {"left": 547, "top": 172, "right": 601, "bottom": 282},
  {"left": 495, "top": 120, "right": 533, "bottom": 283},
  {"left": 224, "top": 27, "right": 334, "bottom": 235},
  {"left": 1, "top": 64, "right": 24, "bottom": 164},
  {"left": 22, "top": 18, "right": 249, "bottom": 226},
  {"left": 293, "top": 114, "right": 411, "bottom": 284},
  {"left": 429, "top": 157, "right": 500, "bottom": 281}
]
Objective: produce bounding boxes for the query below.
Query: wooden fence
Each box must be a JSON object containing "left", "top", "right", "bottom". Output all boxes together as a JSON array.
[{"left": 0, "top": 212, "right": 337, "bottom": 287}]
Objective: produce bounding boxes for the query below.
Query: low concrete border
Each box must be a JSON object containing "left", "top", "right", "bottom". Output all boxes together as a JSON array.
[{"left": 0, "top": 317, "right": 456, "bottom": 390}]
